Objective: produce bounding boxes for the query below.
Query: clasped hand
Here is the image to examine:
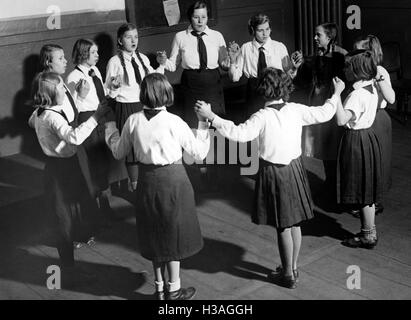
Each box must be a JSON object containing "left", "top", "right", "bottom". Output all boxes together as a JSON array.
[{"left": 194, "top": 100, "right": 214, "bottom": 122}]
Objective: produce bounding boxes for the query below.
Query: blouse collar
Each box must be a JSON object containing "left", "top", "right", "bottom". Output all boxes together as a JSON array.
[{"left": 187, "top": 25, "right": 210, "bottom": 36}]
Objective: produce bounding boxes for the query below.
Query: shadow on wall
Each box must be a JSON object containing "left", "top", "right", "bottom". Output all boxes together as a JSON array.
[
  {"left": 0, "top": 54, "right": 43, "bottom": 159},
  {"left": 94, "top": 32, "right": 115, "bottom": 80}
]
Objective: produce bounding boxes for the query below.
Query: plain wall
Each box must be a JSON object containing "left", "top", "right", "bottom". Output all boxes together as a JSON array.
[{"left": 342, "top": 0, "right": 411, "bottom": 78}]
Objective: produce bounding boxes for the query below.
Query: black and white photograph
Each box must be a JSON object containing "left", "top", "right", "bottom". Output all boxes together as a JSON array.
[{"left": 0, "top": 0, "right": 410, "bottom": 307}]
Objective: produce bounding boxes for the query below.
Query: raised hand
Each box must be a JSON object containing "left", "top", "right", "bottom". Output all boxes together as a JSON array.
[
  {"left": 333, "top": 77, "right": 345, "bottom": 95},
  {"left": 228, "top": 41, "right": 241, "bottom": 63},
  {"left": 75, "top": 79, "right": 90, "bottom": 99},
  {"left": 156, "top": 50, "right": 168, "bottom": 66},
  {"left": 194, "top": 100, "right": 214, "bottom": 121},
  {"left": 291, "top": 50, "right": 304, "bottom": 69},
  {"left": 110, "top": 74, "right": 122, "bottom": 90}
]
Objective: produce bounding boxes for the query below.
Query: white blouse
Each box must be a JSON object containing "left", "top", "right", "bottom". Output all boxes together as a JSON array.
[
  {"left": 105, "top": 108, "right": 210, "bottom": 165},
  {"left": 344, "top": 80, "right": 379, "bottom": 130},
  {"left": 229, "top": 38, "right": 292, "bottom": 82},
  {"left": 211, "top": 95, "right": 339, "bottom": 165},
  {"left": 105, "top": 51, "right": 164, "bottom": 103},
  {"left": 66, "top": 65, "right": 107, "bottom": 113},
  {"left": 375, "top": 65, "right": 391, "bottom": 110},
  {"left": 28, "top": 105, "right": 98, "bottom": 158},
  {"left": 165, "top": 25, "right": 227, "bottom": 71}
]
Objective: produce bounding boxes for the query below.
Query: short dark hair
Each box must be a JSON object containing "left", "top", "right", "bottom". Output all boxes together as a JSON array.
[
  {"left": 318, "top": 22, "right": 339, "bottom": 45},
  {"left": 248, "top": 13, "right": 271, "bottom": 36},
  {"left": 117, "top": 23, "right": 138, "bottom": 49},
  {"left": 72, "top": 39, "right": 96, "bottom": 65},
  {"left": 256, "top": 68, "right": 294, "bottom": 101},
  {"left": 32, "top": 72, "right": 61, "bottom": 108},
  {"left": 345, "top": 50, "right": 377, "bottom": 81},
  {"left": 39, "top": 44, "right": 64, "bottom": 71},
  {"left": 187, "top": 0, "right": 209, "bottom": 20},
  {"left": 140, "top": 73, "right": 174, "bottom": 108}
]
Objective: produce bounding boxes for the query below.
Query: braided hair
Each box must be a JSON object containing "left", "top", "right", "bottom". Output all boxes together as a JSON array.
[
  {"left": 317, "top": 22, "right": 339, "bottom": 56},
  {"left": 117, "top": 23, "right": 150, "bottom": 86}
]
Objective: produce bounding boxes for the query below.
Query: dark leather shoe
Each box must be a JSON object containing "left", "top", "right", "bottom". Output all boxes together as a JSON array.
[
  {"left": 268, "top": 268, "right": 297, "bottom": 289},
  {"left": 278, "top": 274, "right": 297, "bottom": 289},
  {"left": 342, "top": 235, "right": 378, "bottom": 249},
  {"left": 271, "top": 266, "right": 299, "bottom": 283},
  {"left": 348, "top": 209, "right": 360, "bottom": 218},
  {"left": 293, "top": 268, "right": 299, "bottom": 283},
  {"left": 166, "top": 287, "right": 196, "bottom": 300},
  {"left": 375, "top": 203, "right": 384, "bottom": 215},
  {"left": 155, "top": 291, "right": 165, "bottom": 300}
]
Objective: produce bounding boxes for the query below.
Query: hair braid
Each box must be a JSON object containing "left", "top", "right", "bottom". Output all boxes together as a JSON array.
[
  {"left": 118, "top": 50, "right": 130, "bottom": 86},
  {"left": 136, "top": 49, "right": 149, "bottom": 78}
]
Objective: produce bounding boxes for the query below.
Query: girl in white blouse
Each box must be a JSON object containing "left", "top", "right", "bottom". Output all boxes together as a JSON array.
[
  {"left": 105, "top": 23, "right": 166, "bottom": 191},
  {"left": 162, "top": 0, "right": 229, "bottom": 128},
  {"left": 353, "top": 35, "right": 395, "bottom": 216},
  {"left": 29, "top": 71, "right": 109, "bottom": 285},
  {"left": 105, "top": 73, "right": 210, "bottom": 300},
  {"left": 227, "top": 13, "right": 303, "bottom": 117},
  {"left": 195, "top": 67, "right": 345, "bottom": 289},
  {"left": 335, "top": 50, "right": 382, "bottom": 249},
  {"left": 66, "top": 38, "right": 113, "bottom": 224}
]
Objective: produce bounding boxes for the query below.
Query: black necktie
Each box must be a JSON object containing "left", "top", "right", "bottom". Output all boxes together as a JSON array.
[
  {"left": 88, "top": 69, "right": 105, "bottom": 102},
  {"left": 131, "top": 57, "right": 143, "bottom": 85},
  {"left": 266, "top": 102, "right": 285, "bottom": 111},
  {"left": 363, "top": 84, "right": 374, "bottom": 94},
  {"left": 64, "top": 88, "right": 79, "bottom": 125},
  {"left": 257, "top": 46, "right": 267, "bottom": 78},
  {"left": 143, "top": 108, "right": 163, "bottom": 120},
  {"left": 191, "top": 31, "right": 207, "bottom": 70}
]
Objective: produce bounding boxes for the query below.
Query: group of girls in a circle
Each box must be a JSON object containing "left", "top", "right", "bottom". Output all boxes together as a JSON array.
[{"left": 28, "top": 0, "right": 393, "bottom": 299}]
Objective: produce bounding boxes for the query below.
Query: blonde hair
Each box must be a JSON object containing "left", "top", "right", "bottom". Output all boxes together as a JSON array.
[
  {"left": 32, "top": 72, "right": 61, "bottom": 108},
  {"left": 355, "top": 35, "right": 383, "bottom": 66},
  {"left": 39, "top": 44, "right": 63, "bottom": 71}
]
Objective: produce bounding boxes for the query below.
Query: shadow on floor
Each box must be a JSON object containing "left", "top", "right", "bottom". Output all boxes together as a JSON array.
[
  {"left": 0, "top": 247, "right": 147, "bottom": 299},
  {"left": 183, "top": 237, "right": 272, "bottom": 283}
]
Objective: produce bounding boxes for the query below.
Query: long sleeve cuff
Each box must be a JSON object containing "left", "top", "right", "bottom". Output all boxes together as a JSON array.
[
  {"left": 328, "top": 94, "right": 339, "bottom": 107},
  {"left": 198, "top": 120, "right": 210, "bottom": 130},
  {"left": 210, "top": 115, "right": 225, "bottom": 129}
]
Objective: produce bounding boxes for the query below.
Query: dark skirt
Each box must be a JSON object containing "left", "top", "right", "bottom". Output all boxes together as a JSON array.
[
  {"left": 302, "top": 84, "right": 344, "bottom": 160},
  {"left": 135, "top": 163, "right": 203, "bottom": 263},
  {"left": 371, "top": 109, "right": 392, "bottom": 192},
  {"left": 254, "top": 157, "right": 314, "bottom": 229},
  {"left": 337, "top": 128, "right": 383, "bottom": 205},
  {"left": 44, "top": 155, "right": 98, "bottom": 266},
  {"left": 78, "top": 111, "right": 111, "bottom": 193},
  {"left": 115, "top": 102, "right": 143, "bottom": 164},
  {"left": 181, "top": 68, "right": 225, "bottom": 128},
  {"left": 246, "top": 77, "right": 265, "bottom": 117}
]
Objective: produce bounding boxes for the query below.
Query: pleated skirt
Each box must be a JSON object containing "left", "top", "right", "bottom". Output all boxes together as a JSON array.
[
  {"left": 114, "top": 101, "right": 143, "bottom": 164},
  {"left": 181, "top": 68, "right": 225, "bottom": 128},
  {"left": 135, "top": 163, "right": 203, "bottom": 263},
  {"left": 336, "top": 128, "right": 383, "bottom": 205},
  {"left": 371, "top": 109, "right": 392, "bottom": 192},
  {"left": 253, "top": 157, "right": 314, "bottom": 229},
  {"left": 302, "top": 84, "right": 344, "bottom": 160}
]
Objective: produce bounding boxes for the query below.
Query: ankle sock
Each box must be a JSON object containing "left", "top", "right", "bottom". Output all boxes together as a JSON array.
[
  {"left": 168, "top": 278, "right": 181, "bottom": 292},
  {"left": 155, "top": 280, "right": 164, "bottom": 292},
  {"left": 361, "top": 226, "right": 377, "bottom": 241}
]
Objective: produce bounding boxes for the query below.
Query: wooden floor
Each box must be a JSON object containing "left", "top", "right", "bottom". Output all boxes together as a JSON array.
[{"left": 1, "top": 117, "right": 411, "bottom": 300}]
